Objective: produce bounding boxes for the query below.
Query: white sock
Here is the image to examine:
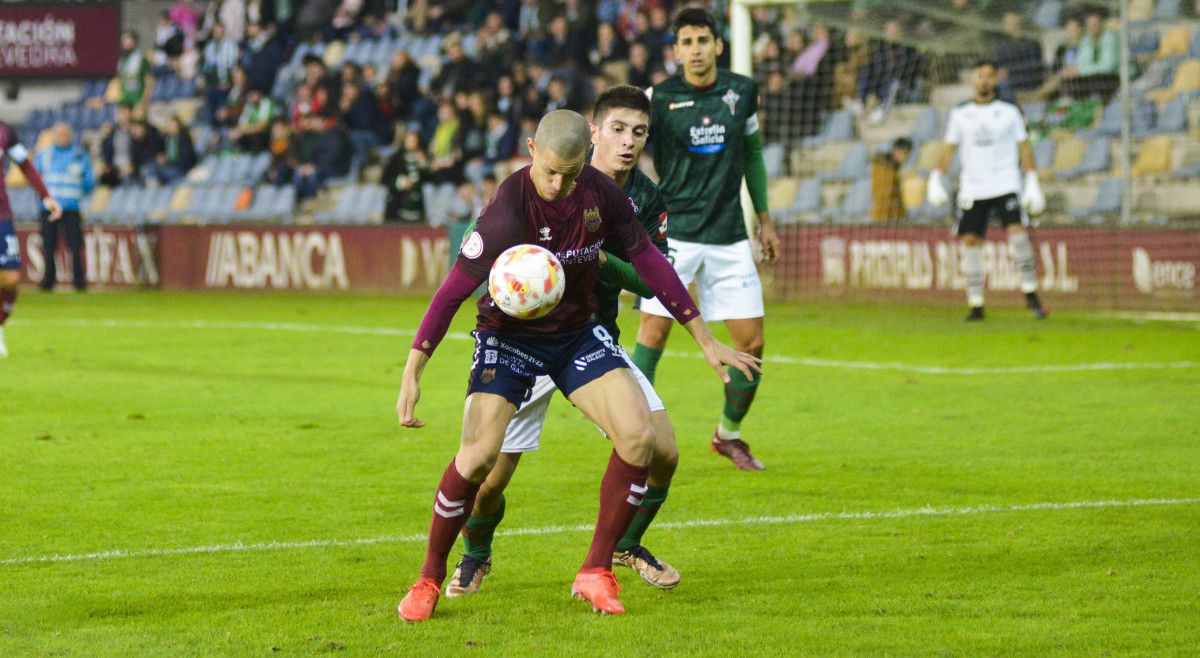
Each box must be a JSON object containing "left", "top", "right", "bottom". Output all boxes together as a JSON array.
[
  {"left": 964, "top": 244, "right": 985, "bottom": 308},
  {"left": 1008, "top": 232, "right": 1039, "bottom": 294}
]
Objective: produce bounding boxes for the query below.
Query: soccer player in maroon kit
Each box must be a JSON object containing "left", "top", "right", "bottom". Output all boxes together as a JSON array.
[
  {"left": 395, "top": 110, "right": 760, "bottom": 621},
  {"left": 0, "top": 121, "right": 62, "bottom": 358}
]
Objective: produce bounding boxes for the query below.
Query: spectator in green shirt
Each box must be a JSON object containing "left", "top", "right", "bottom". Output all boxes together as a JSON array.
[
  {"left": 231, "top": 89, "right": 280, "bottom": 152},
  {"left": 1063, "top": 11, "right": 1119, "bottom": 101},
  {"left": 114, "top": 31, "right": 155, "bottom": 112}
]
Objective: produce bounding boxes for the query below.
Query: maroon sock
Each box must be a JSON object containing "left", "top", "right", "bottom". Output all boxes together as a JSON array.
[
  {"left": 0, "top": 287, "right": 16, "bottom": 325},
  {"left": 581, "top": 450, "right": 650, "bottom": 571},
  {"left": 419, "top": 459, "right": 481, "bottom": 585}
]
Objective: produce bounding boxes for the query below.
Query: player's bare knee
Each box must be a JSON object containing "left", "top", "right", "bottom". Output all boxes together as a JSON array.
[
  {"left": 455, "top": 443, "right": 500, "bottom": 482},
  {"left": 614, "top": 424, "right": 655, "bottom": 458}
]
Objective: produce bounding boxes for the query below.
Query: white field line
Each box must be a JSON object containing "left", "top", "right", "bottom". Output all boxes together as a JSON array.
[
  {"left": 23, "top": 318, "right": 1200, "bottom": 375},
  {"left": 1106, "top": 311, "right": 1200, "bottom": 322},
  {"left": 2, "top": 497, "right": 1197, "bottom": 567}
]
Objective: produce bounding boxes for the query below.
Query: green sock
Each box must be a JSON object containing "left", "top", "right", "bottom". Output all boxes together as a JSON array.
[
  {"left": 631, "top": 343, "right": 664, "bottom": 384},
  {"left": 462, "top": 495, "right": 505, "bottom": 561},
  {"left": 721, "top": 364, "right": 761, "bottom": 433},
  {"left": 616, "top": 485, "right": 669, "bottom": 552}
]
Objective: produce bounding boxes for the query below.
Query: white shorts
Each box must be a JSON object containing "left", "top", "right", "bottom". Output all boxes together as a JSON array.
[
  {"left": 639, "top": 239, "right": 764, "bottom": 321},
  {"left": 500, "top": 345, "right": 664, "bottom": 453}
]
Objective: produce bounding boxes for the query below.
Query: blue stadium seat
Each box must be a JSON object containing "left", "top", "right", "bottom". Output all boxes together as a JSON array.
[
  {"left": 1154, "top": 97, "right": 1188, "bottom": 133},
  {"left": 820, "top": 143, "right": 870, "bottom": 182},
  {"left": 143, "top": 186, "right": 175, "bottom": 223},
  {"left": 1069, "top": 178, "right": 1123, "bottom": 223},
  {"left": 316, "top": 185, "right": 358, "bottom": 224},
  {"left": 1034, "top": 0, "right": 1063, "bottom": 30},
  {"left": 1021, "top": 101, "right": 1047, "bottom": 124},
  {"left": 270, "top": 185, "right": 296, "bottom": 221},
  {"left": 1057, "top": 137, "right": 1110, "bottom": 180},
  {"left": 171, "top": 184, "right": 213, "bottom": 222},
  {"left": 823, "top": 178, "right": 872, "bottom": 224},
  {"left": 1089, "top": 100, "right": 1155, "bottom": 137},
  {"left": 92, "top": 185, "right": 125, "bottom": 223},
  {"left": 910, "top": 107, "right": 941, "bottom": 143},
  {"left": 775, "top": 177, "right": 822, "bottom": 225},
  {"left": 421, "top": 184, "right": 440, "bottom": 225},
  {"left": 249, "top": 152, "right": 270, "bottom": 181},
  {"left": 1033, "top": 138, "right": 1056, "bottom": 171},
  {"left": 802, "top": 109, "right": 855, "bottom": 147},
  {"left": 1132, "top": 30, "right": 1161, "bottom": 58},
  {"left": 363, "top": 184, "right": 388, "bottom": 223},
  {"left": 763, "top": 143, "right": 785, "bottom": 179},
  {"left": 1153, "top": 0, "right": 1180, "bottom": 21}
]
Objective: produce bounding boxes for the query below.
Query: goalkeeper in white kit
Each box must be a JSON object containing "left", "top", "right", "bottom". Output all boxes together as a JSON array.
[{"left": 927, "top": 59, "right": 1048, "bottom": 321}]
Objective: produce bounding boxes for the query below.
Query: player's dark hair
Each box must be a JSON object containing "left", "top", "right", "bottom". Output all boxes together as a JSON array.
[
  {"left": 973, "top": 58, "right": 998, "bottom": 71},
  {"left": 893, "top": 137, "right": 913, "bottom": 151},
  {"left": 672, "top": 7, "right": 718, "bottom": 40},
  {"left": 592, "top": 84, "right": 651, "bottom": 124}
]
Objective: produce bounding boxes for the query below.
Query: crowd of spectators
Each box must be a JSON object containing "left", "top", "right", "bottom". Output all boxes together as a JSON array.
[
  {"left": 75, "top": 0, "right": 1180, "bottom": 224},
  {"left": 98, "top": 0, "right": 733, "bottom": 219}
]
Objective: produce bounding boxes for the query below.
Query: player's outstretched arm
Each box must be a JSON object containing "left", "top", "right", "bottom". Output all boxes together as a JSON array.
[
  {"left": 396, "top": 349, "right": 429, "bottom": 428},
  {"left": 681, "top": 316, "right": 762, "bottom": 383},
  {"left": 396, "top": 263, "right": 485, "bottom": 428}
]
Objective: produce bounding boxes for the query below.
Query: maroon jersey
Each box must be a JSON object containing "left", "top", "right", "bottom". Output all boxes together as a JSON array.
[{"left": 457, "top": 165, "right": 653, "bottom": 334}]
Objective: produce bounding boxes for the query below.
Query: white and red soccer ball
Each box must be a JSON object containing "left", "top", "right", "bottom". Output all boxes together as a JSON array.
[{"left": 488, "top": 244, "right": 565, "bottom": 320}]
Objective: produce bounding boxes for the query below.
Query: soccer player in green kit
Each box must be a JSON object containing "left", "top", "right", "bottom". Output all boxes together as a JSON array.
[{"left": 634, "top": 7, "right": 780, "bottom": 471}]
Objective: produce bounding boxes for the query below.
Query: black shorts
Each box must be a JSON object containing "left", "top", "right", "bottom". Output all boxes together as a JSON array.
[{"left": 956, "top": 193, "right": 1023, "bottom": 237}]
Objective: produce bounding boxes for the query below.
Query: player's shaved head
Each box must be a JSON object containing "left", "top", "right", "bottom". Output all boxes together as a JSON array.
[{"left": 533, "top": 110, "right": 591, "bottom": 161}]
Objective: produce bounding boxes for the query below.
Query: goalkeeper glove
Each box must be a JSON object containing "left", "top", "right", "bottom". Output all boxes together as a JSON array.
[
  {"left": 1022, "top": 170, "right": 1045, "bottom": 216},
  {"left": 926, "top": 170, "right": 949, "bottom": 207}
]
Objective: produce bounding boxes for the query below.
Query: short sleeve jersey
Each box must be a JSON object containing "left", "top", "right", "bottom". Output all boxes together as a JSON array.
[
  {"left": 648, "top": 69, "right": 759, "bottom": 245},
  {"left": 595, "top": 166, "right": 669, "bottom": 334},
  {"left": 944, "top": 99, "right": 1028, "bottom": 201},
  {"left": 456, "top": 165, "right": 652, "bottom": 335},
  {"left": 0, "top": 122, "right": 30, "bottom": 222}
]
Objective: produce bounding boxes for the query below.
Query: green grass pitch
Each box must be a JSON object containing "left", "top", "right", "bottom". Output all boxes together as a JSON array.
[{"left": 2, "top": 291, "right": 1198, "bottom": 656}]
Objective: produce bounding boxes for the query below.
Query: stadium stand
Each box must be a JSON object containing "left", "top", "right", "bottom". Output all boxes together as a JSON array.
[{"left": 6, "top": 0, "right": 1199, "bottom": 229}]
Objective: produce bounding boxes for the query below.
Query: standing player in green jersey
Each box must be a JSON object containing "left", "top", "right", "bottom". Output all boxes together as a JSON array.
[
  {"left": 443, "top": 86, "right": 683, "bottom": 599},
  {"left": 633, "top": 7, "right": 780, "bottom": 471}
]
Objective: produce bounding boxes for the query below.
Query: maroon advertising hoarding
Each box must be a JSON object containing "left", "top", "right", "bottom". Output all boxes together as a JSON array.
[
  {"left": 14, "top": 223, "right": 1199, "bottom": 310},
  {"left": 156, "top": 225, "right": 451, "bottom": 293},
  {"left": 15, "top": 224, "right": 157, "bottom": 288},
  {"left": 0, "top": 2, "right": 120, "bottom": 78},
  {"left": 771, "top": 226, "right": 1199, "bottom": 310}
]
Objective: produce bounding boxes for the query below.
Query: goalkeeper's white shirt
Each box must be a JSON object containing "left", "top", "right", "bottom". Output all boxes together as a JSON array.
[{"left": 944, "top": 99, "right": 1027, "bottom": 202}]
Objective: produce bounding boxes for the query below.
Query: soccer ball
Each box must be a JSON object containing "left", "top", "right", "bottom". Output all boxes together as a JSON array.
[{"left": 488, "top": 244, "right": 566, "bottom": 320}]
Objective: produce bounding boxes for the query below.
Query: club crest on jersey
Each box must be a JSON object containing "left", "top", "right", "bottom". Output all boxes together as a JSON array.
[
  {"left": 584, "top": 206, "right": 602, "bottom": 232},
  {"left": 480, "top": 368, "right": 496, "bottom": 384},
  {"left": 721, "top": 88, "right": 740, "bottom": 115},
  {"left": 537, "top": 226, "right": 552, "bottom": 241}
]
